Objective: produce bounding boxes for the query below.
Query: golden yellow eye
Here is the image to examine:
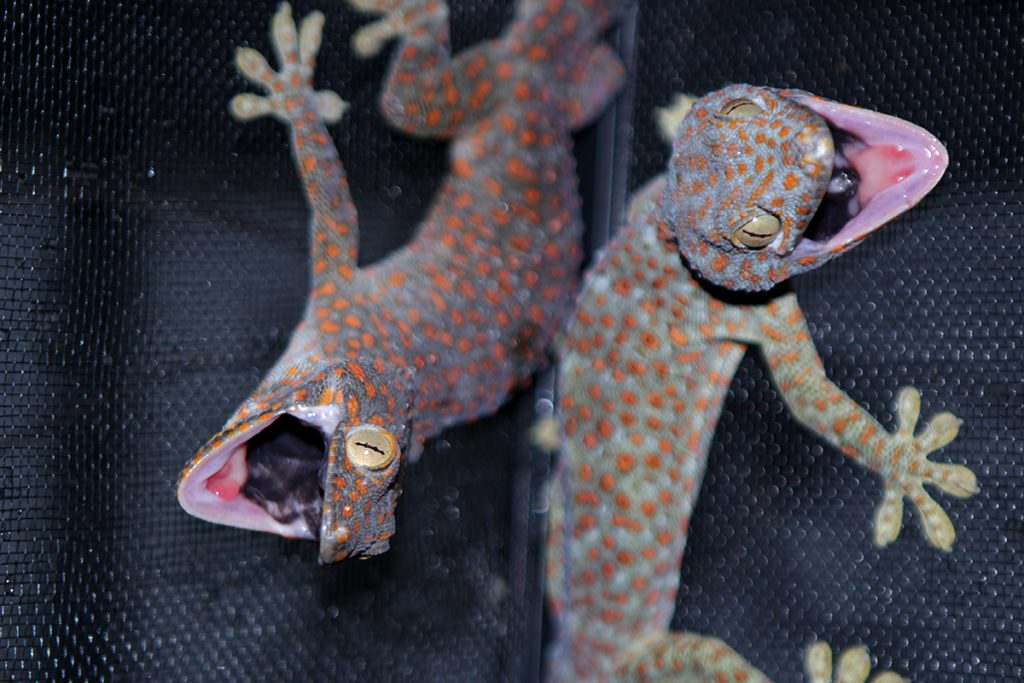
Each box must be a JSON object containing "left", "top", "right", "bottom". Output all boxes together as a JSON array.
[
  {"left": 732, "top": 214, "right": 782, "bottom": 248},
  {"left": 719, "top": 98, "right": 763, "bottom": 119},
  {"left": 345, "top": 426, "right": 398, "bottom": 470}
]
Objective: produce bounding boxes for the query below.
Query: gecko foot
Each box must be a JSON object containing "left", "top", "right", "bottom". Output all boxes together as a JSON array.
[
  {"left": 346, "top": 0, "right": 446, "bottom": 58},
  {"left": 655, "top": 93, "right": 698, "bottom": 145},
  {"left": 229, "top": 3, "right": 347, "bottom": 125},
  {"left": 873, "top": 387, "right": 978, "bottom": 551},
  {"left": 805, "top": 642, "right": 904, "bottom": 683}
]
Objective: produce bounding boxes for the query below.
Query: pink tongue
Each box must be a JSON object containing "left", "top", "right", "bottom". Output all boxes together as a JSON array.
[
  {"left": 846, "top": 144, "right": 915, "bottom": 205},
  {"left": 206, "top": 447, "right": 248, "bottom": 500}
]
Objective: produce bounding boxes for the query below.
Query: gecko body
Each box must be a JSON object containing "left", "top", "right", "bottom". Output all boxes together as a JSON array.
[
  {"left": 177, "top": 0, "right": 626, "bottom": 564},
  {"left": 547, "top": 86, "right": 977, "bottom": 681}
]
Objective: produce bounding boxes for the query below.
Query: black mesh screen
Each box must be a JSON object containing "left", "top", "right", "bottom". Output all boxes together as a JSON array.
[{"left": 2, "top": 1, "right": 1021, "bottom": 681}]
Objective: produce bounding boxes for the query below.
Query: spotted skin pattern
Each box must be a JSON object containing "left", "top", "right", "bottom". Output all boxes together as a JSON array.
[
  {"left": 177, "top": 0, "right": 626, "bottom": 564},
  {"left": 546, "top": 87, "right": 978, "bottom": 681}
]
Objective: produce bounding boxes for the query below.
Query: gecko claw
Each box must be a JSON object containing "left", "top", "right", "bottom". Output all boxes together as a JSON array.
[
  {"left": 895, "top": 386, "right": 922, "bottom": 437},
  {"left": 872, "top": 487, "right": 904, "bottom": 549},
  {"left": 930, "top": 462, "right": 978, "bottom": 499},
  {"left": 315, "top": 91, "right": 349, "bottom": 123},
  {"left": 804, "top": 642, "right": 904, "bottom": 683},
  {"left": 229, "top": 93, "right": 274, "bottom": 121},
  {"left": 352, "top": 20, "right": 400, "bottom": 58}
]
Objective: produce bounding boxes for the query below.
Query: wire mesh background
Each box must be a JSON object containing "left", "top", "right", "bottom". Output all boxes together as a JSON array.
[{"left": 1, "top": 0, "right": 1021, "bottom": 681}]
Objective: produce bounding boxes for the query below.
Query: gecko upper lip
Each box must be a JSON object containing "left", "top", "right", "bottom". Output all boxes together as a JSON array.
[{"left": 789, "top": 94, "right": 949, "bottom": 258}]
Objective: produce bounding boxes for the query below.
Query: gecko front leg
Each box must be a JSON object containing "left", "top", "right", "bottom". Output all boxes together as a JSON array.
[
  {"left": 748, "top": 296, "right": 977, "bottom": 550},
  {"left": 230, "top": 3, "right": 359, "bottom": 289}
]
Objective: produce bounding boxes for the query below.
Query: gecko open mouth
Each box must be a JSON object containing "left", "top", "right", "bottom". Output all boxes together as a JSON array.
[
  {"left": 178, "top": 405, "right": 348, "bottom": 542},
  {"left": 189, "top": 414, "right": 330, "bottom": 540},
  {"left": 790, "top": 93, "right": 948, "bottom": 259},
  {"left": 803, "top": 127, "right": 862, "bottom": 243}
]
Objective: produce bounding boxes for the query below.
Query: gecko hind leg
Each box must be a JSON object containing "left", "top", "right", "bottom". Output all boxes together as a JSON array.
[
  {"left": 613, "top": 634, "right": 903, "bottom": 683},
  {"left": 347, "top": 0, "right": 503, "bottom": 139},
  {"left": 612, "top": 632, "right": 772, "bottom": 683},
  {"left": 347, "top": 0, "right": 447, "bottom": 60}
]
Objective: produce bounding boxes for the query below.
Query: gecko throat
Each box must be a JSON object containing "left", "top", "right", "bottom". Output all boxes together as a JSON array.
[
  {"left": 803, "top": 126, "right": 862, "bottom": 243},
  {"left": 238, "top": 415, "right": 328, "bottom": 538}
]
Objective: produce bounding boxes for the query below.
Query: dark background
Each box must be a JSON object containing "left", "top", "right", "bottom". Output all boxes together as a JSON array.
[{"left": 1, "top": 0, "right": 1021, "bottom": 681}]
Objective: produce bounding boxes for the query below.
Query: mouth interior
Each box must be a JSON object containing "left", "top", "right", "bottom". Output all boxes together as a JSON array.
[
  {"left": 239, "top": 416, "right": 327, "bottom": 539},
  {"left": 200, "top": 415, "right": 329, "bottom": 539},
  {"left": 803, "top": 126, "right": 868, "bottom": 243}
]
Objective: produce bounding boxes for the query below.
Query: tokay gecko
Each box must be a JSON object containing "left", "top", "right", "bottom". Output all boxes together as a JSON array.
[
  {"left": 545, "top": 86, "right": 978, "bottom": 681},
  {"left": 177, "top": 0, "right": 626, "bottom": 564}
]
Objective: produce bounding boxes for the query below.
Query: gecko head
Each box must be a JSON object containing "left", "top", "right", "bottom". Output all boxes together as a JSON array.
[
  {"left": 176, "top": 358, "right": 418, "bottom": 564},
  {"left": 664, "top": 84, "right": 948, "bottom": 291}
]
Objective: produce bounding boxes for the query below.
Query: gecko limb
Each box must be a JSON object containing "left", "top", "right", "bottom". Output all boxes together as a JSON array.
[
  {"left": 230, "top": 3, "right": 359, "bottom": 285},
  {"left": 348, "top": 0, "right": 626, "bottom": 136},
  {"left": 348, "top": 0, "right": 445, "bottom": 61},
  {"left": 751, "top": 298, "right": 978, "bottom": 552}
]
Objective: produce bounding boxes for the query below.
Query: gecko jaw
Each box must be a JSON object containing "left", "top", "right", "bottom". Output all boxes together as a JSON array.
[
  {"left": 177, "top": 405, "right": 342, "bottom": 541},
  {"left": 789, "top": 94, "right": 948, "bottom": 259}
]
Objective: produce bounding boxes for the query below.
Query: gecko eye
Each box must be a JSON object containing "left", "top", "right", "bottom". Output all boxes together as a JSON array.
[
  {"left": 344, "top": 426, "right": 398, "bottom": 470},
  {"left": 719, "top": 98, "right": 763, "bottom": 119},
  {"left": 732, "top": 214, "right": 782, "bottom": 248}
]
